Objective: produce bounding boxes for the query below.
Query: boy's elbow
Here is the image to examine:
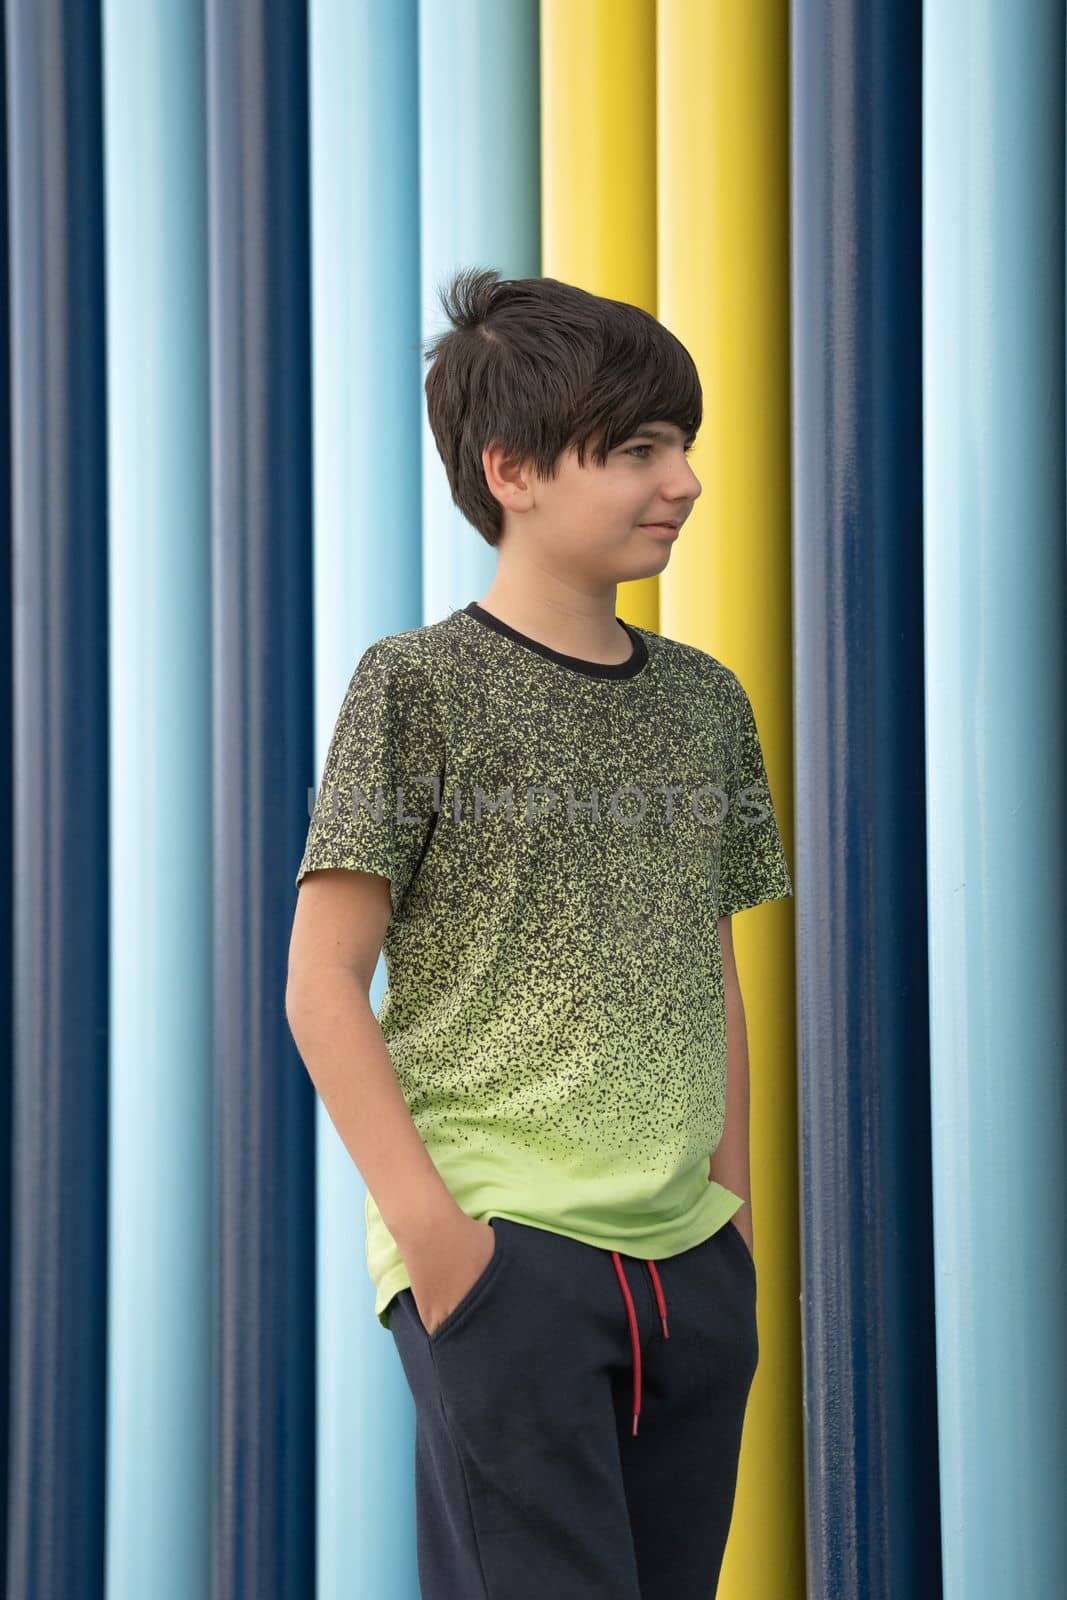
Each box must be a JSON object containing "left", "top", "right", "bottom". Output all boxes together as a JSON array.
[{"left": 286, "top": 867, "right": 392, "bottom": 1006}]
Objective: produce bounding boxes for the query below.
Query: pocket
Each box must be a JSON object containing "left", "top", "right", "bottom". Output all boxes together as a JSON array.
[
  {"left": 421, "top": 1218, "right": 508, "bottom": 1346},
  {"left": 723, "top": 1218, "right": 756, "bottom": 1277}
]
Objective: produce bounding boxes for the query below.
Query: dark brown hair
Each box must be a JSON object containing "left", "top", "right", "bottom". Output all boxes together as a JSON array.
[{"left": 421, "top": 266, "right": 702, "bottom": 547}]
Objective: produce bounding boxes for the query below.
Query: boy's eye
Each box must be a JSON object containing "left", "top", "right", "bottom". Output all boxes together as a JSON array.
[{"left": 625, "top": 443, "right": 695, "bottom": 459}]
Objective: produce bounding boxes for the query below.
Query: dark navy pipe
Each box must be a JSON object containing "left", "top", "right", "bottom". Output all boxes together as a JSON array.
[
  {"left": 0, "top": 4, "right": 12, "bottom": 1582},
  {"left": 204, "top": 3, "right": 315, "bottom": 1596},
  {"left": 790, "top": 4, "right": 942, "bottom": 1596},
  {"left": 5, "top": 2, "right": 110, "bottom": 1596}
]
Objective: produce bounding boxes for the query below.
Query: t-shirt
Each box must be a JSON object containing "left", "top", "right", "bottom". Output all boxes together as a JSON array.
[{"left": 295, "top": 600, "right": 793, "bottom": 1330}]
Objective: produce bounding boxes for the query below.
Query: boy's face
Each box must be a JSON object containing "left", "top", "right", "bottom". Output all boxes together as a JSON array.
[{"left": 486, "top": 420, "right": 702, "bottom": 584}]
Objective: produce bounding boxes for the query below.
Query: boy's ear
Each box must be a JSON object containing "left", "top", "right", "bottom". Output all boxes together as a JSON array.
[{"left": 483, "top": 442, "right": 533, "bottom": 512}]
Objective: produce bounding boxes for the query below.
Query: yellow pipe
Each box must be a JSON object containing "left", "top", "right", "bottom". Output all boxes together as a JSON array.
[
  {"left": 658, "top": 2, "right": 802, "bottom": 1593},
  {"left": 540, "top": 0, "right": 660, "bottom": 631}
]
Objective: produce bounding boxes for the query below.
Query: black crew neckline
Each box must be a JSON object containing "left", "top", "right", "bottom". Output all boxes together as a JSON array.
[{"left": 460, "top": 601, "right": 649, "bottom": 679}]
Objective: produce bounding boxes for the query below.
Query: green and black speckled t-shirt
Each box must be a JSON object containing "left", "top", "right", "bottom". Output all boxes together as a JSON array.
[{"left": 295, "top": 600, "right": 793, "bottom": 1330}]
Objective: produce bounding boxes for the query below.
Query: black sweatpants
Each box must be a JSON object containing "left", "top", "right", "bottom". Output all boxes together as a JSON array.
[{"left": 386, "top": 1213, "right": 759, "bottom": 1598}]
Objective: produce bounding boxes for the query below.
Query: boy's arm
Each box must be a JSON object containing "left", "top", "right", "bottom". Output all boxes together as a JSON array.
[
  {"left": 707, "top": 914, "right": 754, "bottom": 1253},
  {"left": 286, "top": 868, "right": 465, "bottom": 1248}
]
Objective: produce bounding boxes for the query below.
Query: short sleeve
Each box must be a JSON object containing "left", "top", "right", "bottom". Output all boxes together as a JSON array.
[
  {"left": 716, "top": 672, "right": 793, "bottom": 917},
  {"left": 295, "top": 640, "right": 444, "bottom": 912}
]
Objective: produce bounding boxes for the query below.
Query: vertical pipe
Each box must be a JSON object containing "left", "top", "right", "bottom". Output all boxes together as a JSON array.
[
  {"left": 205, "top": 4, "right": 316, "bottom": 1595},
  {"left": 6, "top": 2, "right": 110, "bottom": 1595},
  {"left": 792, "top": 2, "right": 942, "bottom": 1594},
  {"left": 102, "top": 4, "right": 213, "bottom": 1596},
  {"left": 923, "top": 2, "right": 1067, "bottom": 1593}
]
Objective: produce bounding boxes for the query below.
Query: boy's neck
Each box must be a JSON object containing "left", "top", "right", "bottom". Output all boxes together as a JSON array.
[{"left": 473, "top": 582, "right": 631, "bottom": 667}]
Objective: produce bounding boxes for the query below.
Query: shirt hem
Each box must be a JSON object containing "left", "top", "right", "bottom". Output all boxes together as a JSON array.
[{"left": 373, "top": 1182, "right": 746, "bottom": 1331}]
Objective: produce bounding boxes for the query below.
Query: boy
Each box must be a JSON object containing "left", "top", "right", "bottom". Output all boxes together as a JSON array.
[{"left": 285, "top": 268, "right": 792, "bottom": 1599}]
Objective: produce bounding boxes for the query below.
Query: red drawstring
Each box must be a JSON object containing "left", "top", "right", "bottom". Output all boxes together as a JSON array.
[{"left": 611, "top": 1253, "right": 670, "bottom": 1437}]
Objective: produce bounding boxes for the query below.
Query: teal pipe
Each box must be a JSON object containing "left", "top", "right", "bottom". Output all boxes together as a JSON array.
[{"left": 923, "top": 4, "right": 1067, "bottom": 1594}]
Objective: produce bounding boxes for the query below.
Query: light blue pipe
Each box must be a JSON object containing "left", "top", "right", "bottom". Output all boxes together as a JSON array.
[
  {"left": 308, "top": 4, "right": 541, "bottom": 1595},
  {"left": 102, "top": 4, "right": 212, "bottom": 1598},
  {"left": 418, "top": 0, "right": 540, "bottom": 624},
  {"left": 308, "top": 5, "right": 422, "bottom": 1597},
  {"left": 923, "top": 4, "right": 1067, "bottom": 1596}
]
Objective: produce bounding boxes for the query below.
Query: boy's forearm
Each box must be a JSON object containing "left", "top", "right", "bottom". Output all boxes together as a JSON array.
[
  {"left": 708, "top": 979, "right": 753, "bottom": 1234},
  {"left": 286, "top": 972, "right": 463, "bottom": 1248}
]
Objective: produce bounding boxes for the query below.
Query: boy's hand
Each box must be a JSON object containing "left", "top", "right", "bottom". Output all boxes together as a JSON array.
[
  {"left": 730, "top": 1209, "right": 755, "bottom": 1259},
  {"left": 404, "top": 1216, "right": 498, "bottom": 1339}
]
